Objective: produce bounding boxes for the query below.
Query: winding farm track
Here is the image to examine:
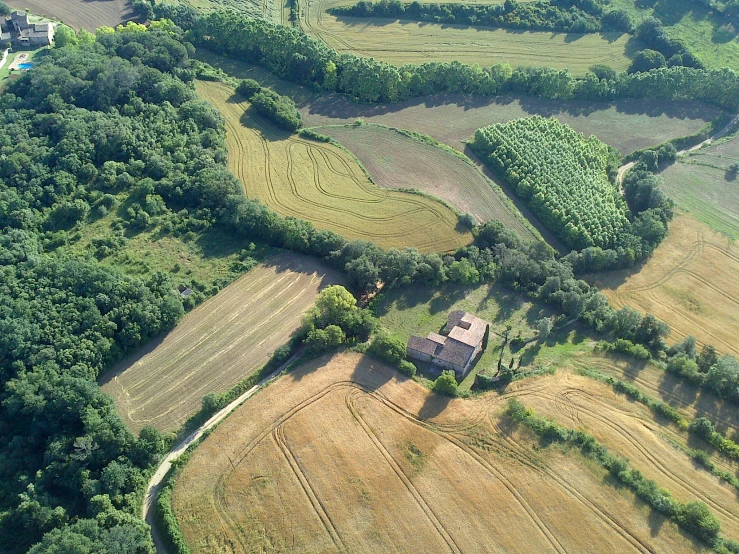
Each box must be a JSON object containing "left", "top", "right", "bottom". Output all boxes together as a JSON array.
[
  {"left": 170, "top": 353, "right": 721, "bottom": 553},
  {"left": 141, "top": 356, "right": 296, "bottom": 554}
]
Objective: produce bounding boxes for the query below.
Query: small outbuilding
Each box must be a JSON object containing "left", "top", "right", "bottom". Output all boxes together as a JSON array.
[{"left": 407, "top": 311, "right": 489, "bottom": 378}]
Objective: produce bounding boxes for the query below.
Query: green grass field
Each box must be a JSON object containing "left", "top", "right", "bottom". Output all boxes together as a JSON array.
[
  {"left": 316, "top": 124, "right": 540, "bottom": 240},
  {"left": 298, "top": 0, "right": 637, "bottom": 75},
  {"left": 371, "top": 281, "right": 557, "bottom": 389},
  {"left": 609, "top": 0, "right": 739, "bottom": 70},
  {"left": 661, "top": 135, "right": 739, "bottom": 239},
  {"left": 196, "top": 79, "right": 472, "bottom": 253},
  {"left": 195, "top": 49, "right": 723, "bottom": 157}
]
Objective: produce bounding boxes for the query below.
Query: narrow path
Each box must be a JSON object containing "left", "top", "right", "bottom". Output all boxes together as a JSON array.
[{"left": 141, "top": 354, "right": 300, "bottom": 554}]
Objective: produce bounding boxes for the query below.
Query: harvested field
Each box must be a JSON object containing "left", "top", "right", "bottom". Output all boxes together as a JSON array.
[
  {"left": 9, "top": 0, "right": 135, "bottom": 30},
  {"left": 100, "top": 252, "right": 341, "bottom": 433},
  {"left": 593, "top": 213, "right": 739, "bottom": 358},
  {"left": 318, "top": 124, "right": 538, "bottom": 239},
  {"left": 302, "top": 94, "right": 722, "bottom": 156},
  {"left": 509, "top": 371, "right": 739, "bottom": 543},
  {"left": 196, "top": 80, "right": 470, "bottom": 253},
  {"left": 299, "top": 0, "right": 635, "bottom": 75},
  {"left": 661, "top": 135, "right": 739, "bottom": 239},
  {"left": 172, "top": 352, "right": 709, "bottom": 553}
]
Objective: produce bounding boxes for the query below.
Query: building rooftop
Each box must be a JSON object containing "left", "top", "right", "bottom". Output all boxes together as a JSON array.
[{"left": 446, "top": 310, "right": 488, "bottom": 348}]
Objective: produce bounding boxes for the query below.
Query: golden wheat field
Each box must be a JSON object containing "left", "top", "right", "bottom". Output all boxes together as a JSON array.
[
  {"left": 196, "top": 80, "right": 471, "bottom": 253},
  {"left": 594, "top": 213, "right": 739, "bottom": 358},
  {"left": 298, "top": 0, "right": 635, "bottom": 75},
  {"left": 172, "top": 352, "right": 715, "bottom": 553},
  {"left": 100, "top": 253, "right": 341, "bottom": 433}
]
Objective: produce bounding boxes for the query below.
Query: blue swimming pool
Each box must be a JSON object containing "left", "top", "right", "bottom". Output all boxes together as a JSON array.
[{"left": 18, "top": 63, "right": 33, "bottom": 69}]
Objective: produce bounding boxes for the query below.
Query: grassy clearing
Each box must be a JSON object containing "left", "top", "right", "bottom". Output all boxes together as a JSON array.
[
  {"left": 303, "top": 94, "right": 723, "bottom": 156},
  {"left": 172, "top": 351, "right": 708, "bottom": 554},
  {"left": 8, "top": 0, "right": 135, "bottom": 30},
  {"left": 299, "top": 0, "right": 635, "bottom": 75},
  {"left": 593, "top": 213, "right": 739, "bottom": 359},
  {"left": 100, "top": 251, "right": 341, "bottom": 433},
  {"left": 609, "top": 0, "right": 739, "bottom": 70},
  {"left": 371, "top": 281, "right": 558, "bottom": 390},
  {"left": 196, "top": 79, "right": 471, "bottom": 253},
  {"left": 316, "top": 123, "right": 539, "bottom": 239},
  {"left": 661, "top": 135, "right": 739, "bottom": 239}
]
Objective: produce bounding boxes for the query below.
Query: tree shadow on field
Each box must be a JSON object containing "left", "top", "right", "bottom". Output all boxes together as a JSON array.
[
  {"left": 97, "top": 332, "right": 168, "bottom": 387},
  {"left": 428, "top": 287, "right": 467, "bottom": 315},
  {"left": 418, "top": 391, "right": 454, "bottom": 421},
  {"left": 352, "top": 354, "right": 394, "bottom": 391}
]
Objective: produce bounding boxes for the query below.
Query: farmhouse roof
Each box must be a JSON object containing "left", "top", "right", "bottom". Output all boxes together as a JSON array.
[
  {"left": 434, "top": 340, "right": 476, "bottom": 367},
  {"left": 407, "top": 311, "right": 489, "bottom": 369},
  {"left": 407, "top": 335, "right": 438, "bottom": 356},
  {"left": 446, "top": 310, "right": 488, "bottom": 348}
]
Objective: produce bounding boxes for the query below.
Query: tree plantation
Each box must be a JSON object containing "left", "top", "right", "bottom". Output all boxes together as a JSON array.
[{"left": 471, "top": 116, "right": 666, "bottom": 254}]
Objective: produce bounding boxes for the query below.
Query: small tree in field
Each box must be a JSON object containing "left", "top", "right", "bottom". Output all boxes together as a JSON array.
[
  {"left": 535, "top": 317, "right": 552, "bottom": 340},
  {"left": 433, "top": 370, "right": 458, "bottom": 396}
]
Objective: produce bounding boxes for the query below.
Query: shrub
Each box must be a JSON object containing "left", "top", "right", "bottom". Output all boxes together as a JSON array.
[
  {"left": 433, "top": 370, "right": 458, "bottom": 396},
  {"left": 629, "top": 49, "right": 667, "bottom": 73},
  {"left": 676, "top": 501, "right": 721, "bottom": 543},
  {"left": 304, "top": 324, "right": 345, "bottom": 354},
  {"left": 236, "top": 78, "right": 262, "bottom": 99},
  {"left": 250, "top": 89, "right": 302, "bottom": 131}
]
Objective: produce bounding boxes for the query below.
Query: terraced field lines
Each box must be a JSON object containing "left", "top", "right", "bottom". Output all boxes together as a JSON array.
[
  {"left": 318, "top": 124, "right": 538, "bottom": 239},
  {"left": 100, "top": 252, "right": 341, "bottom": 433},
  {"left": 172, "top": 352, "right": 707, "bottom": 553},
  {"left": 594, "top": 213, "right": 739, "bottom": 358},
  {"left": 10, "top": 0, "right": 135, "bottom": 30},
  {"left": 298, "top": 0, "right": 635, "bottom": 75},
  {"left": 196, "top": 80, "right": 470, "bottom": 253}
]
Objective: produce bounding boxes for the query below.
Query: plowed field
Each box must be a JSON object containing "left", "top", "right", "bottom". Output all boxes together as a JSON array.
[
  {"left": 594, "top": 213, "right": 739, "bottom": 358},
  {"left": 100, "top": 252, "right": 341, "bottom": 433},
  {"left": 172, "top": 352, "right": 711, "bottom": 553},
  {"left": 10, "top": 0, "right": 135, "bottom": 30},
  {"left": 196, "top": 80, "right": 470, "bottom": 253}
]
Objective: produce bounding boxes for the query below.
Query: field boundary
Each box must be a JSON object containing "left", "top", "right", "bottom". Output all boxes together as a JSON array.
[{"left": 311, "top": 122, "right": 543, "bottom": 240}]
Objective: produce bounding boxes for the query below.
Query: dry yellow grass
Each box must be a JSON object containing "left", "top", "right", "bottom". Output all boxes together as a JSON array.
[
  {"left": 196, "top": 80, "right": 470, "bottom": 253},
  {"left": 173, "top": 352, "right": 710, "bottom": 553},
  {"left": 299, "top": 0, "right": 634, "bottom": 75},
  {"left": 509, "top": 372, "right": 739, "bottom": 542},
  {"left": 594, "top": 213, "right": 739, "bottom": 358},
  {"left": 100, "top": 252, "right": 341, "bottom": 433}
]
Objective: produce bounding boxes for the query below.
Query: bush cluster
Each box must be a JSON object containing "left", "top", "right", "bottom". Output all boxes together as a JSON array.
[{"left": 236, "top": 79, "right": 302, "bottom": 131}]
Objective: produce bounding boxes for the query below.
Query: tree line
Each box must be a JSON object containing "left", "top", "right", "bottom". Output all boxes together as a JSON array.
[{"left": 329, "top": 0, "right": 633, "bottom": 34}]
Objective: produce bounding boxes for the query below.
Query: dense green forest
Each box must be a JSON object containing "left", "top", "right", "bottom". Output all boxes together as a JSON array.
[
  {"left": 0, "top": 24, "right": 244, "bottom": 553},
  {"left": 330, "top": 0, "right": 633, "bottom": 34}
]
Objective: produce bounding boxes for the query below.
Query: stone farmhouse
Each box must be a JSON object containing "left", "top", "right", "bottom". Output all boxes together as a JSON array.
[
  {"left": 407, "top": 311, "right": 489, "bottom": 378},
  {"left": 1, "top": 11, "right": 54, "bottom": 47}
]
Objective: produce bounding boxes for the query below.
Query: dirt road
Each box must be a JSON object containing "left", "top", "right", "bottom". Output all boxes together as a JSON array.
[{"left": 141, "top": 355, "right": 298, "bottom": 553}]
